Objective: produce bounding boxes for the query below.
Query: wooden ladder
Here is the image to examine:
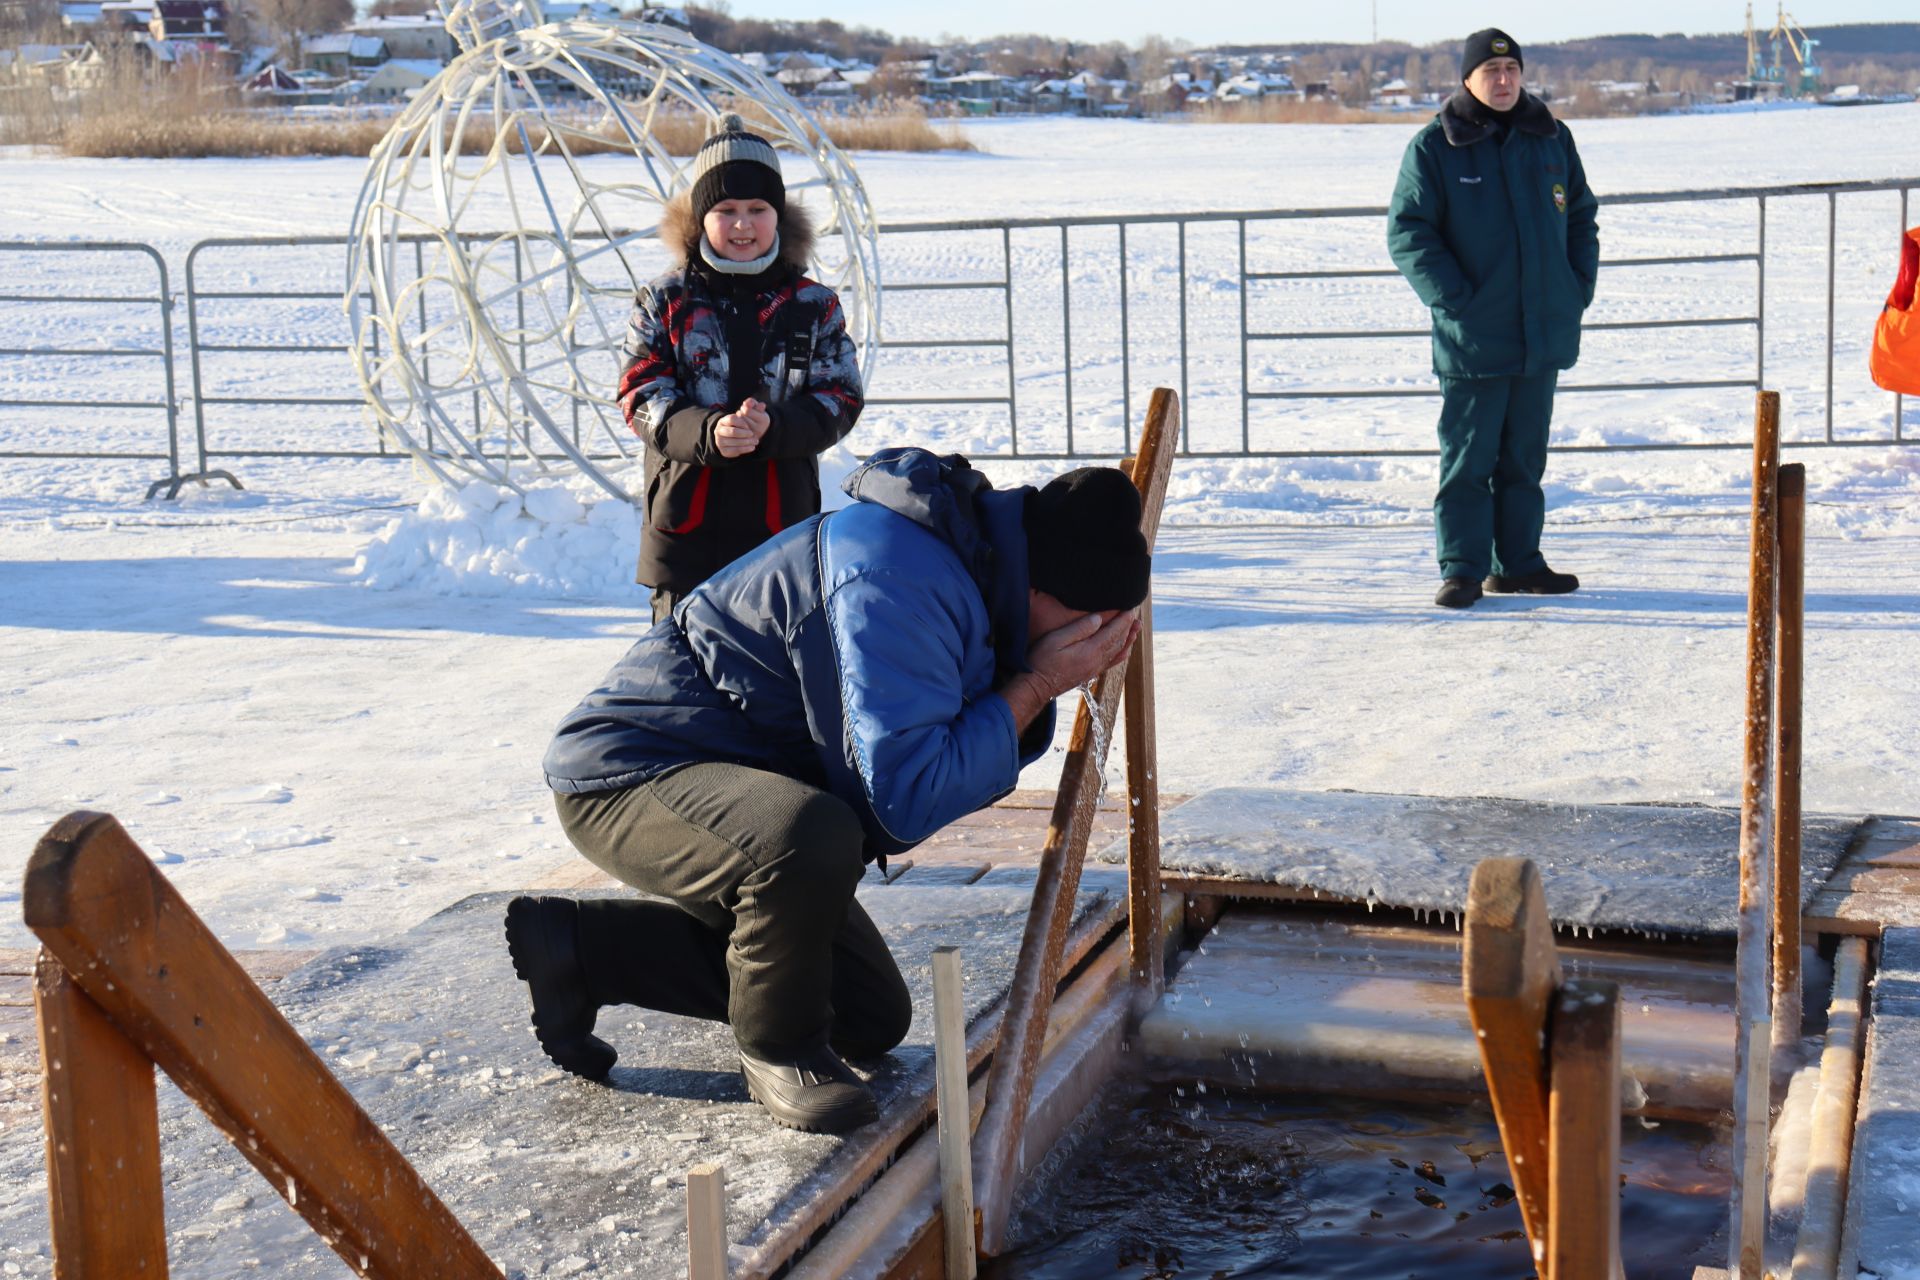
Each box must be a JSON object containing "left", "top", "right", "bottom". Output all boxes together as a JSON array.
[
  {"left": 969, "top": 387, "right": 1179, "bottom": 1255},
  {"left": 25, "top": 810, "right": 501, "bottom": 1279}
]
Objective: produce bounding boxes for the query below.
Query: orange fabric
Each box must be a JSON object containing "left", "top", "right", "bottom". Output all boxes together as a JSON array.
[{"left": 1870, "top": 227, "right": 1920, "bottom": 395}]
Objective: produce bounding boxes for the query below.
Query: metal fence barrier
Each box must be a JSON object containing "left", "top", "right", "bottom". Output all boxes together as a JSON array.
[
  {"left": 0, "top": 240, "right": 235, "bottom": 498},
  {"left": 4, "top": 177, "right": 1916, "bottom": 497},
  {"left": 873, "top": 176, "right": 1915, "bottom": 459}
]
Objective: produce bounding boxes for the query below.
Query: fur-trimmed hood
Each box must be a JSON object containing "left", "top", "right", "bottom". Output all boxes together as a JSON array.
[{"left": 658, "top": 189, "right": 817, "bottom": 271}]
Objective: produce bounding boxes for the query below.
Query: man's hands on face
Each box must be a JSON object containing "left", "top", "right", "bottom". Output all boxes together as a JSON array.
[
  {"left": 714, "top": 397, "right": 771, "bottom": 459},
  {"left": 1028, "top": 610, "right": 1139, "bottom": 698},
  {"left": 998, "top": 608, "right": 1139, "bottom": 734}
]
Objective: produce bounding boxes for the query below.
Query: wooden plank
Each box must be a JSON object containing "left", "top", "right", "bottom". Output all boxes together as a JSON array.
[
  {"left": 788, "top": 1070, "right": 989, "bottom": 1280},
  {"left": 22, "top": 812, "right": 501, "bottom": 1280},
  {"left": 1548, "top": 977, "right": 1623, "bottom": 1280},
  {"left": 1773, "top": 462, "right": 1807, "bottom": 1081},
  {"left": 1808, "top": 891, "right": 1920, "bottom": 936},
  {"left": 1732, "top": 388, "right": 1781, "bottom": 1280},
  {"left": 786, "top": 938, "right": 1127, "bottom": 1280},
  {"left": 731, "top": 898, "right": 1126, "bottom": 1278},
  {"left": 687, "top": 1164, "right": 728, "bottom": 1280},
  {"left": 1815, "top": 866, "right": 1920, "bottom": 895},
  {"left": 34, "top": 950, "right": 169, "bottom": 1280},
  {"left": 1836, "top": 929, "right": 1920, "bottom": 1279},
  {"left": 972, "top": 387, "right": 1179, "bottom": 1255},
  {"left": 1789, "top": 936, "right": 1869, "bottom": 1280},
  {"left": 890, "top": 863, "right": 991, "bottom": 887},
  {"left": 1462, "top": 857, "right": 1563, "bottom": 1264},
  {"left": 931, "top": 948, "right": 976, "bottom": 1280},
  {"left": 1124, "top": 589, "right": 1163, "bottom": 1003}
]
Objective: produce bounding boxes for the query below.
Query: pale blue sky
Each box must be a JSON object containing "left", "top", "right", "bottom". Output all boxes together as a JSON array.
[{"left": 719, "top": 2, "right": 1915, "bottom": 48}]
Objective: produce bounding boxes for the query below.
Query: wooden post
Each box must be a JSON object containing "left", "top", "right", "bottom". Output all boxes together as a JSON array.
[
  {"left": 1463, "top": 857, "right": 1564, "bottom": 1265},
  {"left": 34, "top": 951, "right": 170, "bottom": 1280},
  {"left": 973, "top": 389, "right": 1178, "bottom": 1255},
  {"left": 931, "top": 948, "right": 976, "bottom": 1280},
  {"left": 1124, "top": 589, "right": 1163, "bottom": 1006},
  {"left": 1771, "top": 461, "right": 1807, "bottom": 1083},
  {"left": 686, "top": 1164, "right": 728, "bottom": 1280},
  {"left": 1548, "top": 978, "right": 1623, "bottom": 1280},
  {"left": 1732, "top": 390, "right": 1781, "bottom": 1280},
  {"left": 1788, "top": 936, "right": 1870, "bottom": 1280},
  {"left": 23, "top": 812, "right": 501, "bottom": 1280}
]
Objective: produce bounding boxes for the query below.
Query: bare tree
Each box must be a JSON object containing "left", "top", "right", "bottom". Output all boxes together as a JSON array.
[{"left": 250, "top": 0, "right": 354, "bottom": 66}]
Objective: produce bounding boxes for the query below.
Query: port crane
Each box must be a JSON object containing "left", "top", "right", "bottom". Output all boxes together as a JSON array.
[{"left": 1745, "top": 0, "right": 1823, "bottom": 97}]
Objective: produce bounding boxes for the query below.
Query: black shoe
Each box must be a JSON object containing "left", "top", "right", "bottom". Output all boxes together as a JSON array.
[
  {"left": 1485, "top": 566, "right": 1580, "bottom": 595},
  {"left": 504, "top": 896, "right": 617, "bottom": 1081},
  {"left": 1435, "top": 577, "right": 1483, "bottom": 609},
  {"left": 739, "top": 1045, "right": 879, "bottom": 1134}
]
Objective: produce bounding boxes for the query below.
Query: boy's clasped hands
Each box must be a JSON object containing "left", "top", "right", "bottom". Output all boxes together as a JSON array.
[{"left": 714, "top": 397, "right": 770, "bottom": 458}]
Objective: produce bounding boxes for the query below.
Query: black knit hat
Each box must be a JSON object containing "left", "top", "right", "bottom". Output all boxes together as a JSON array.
[
  {"left": 1026, "top": 467, "right": 1151, "bottom": 613},
  {"left": 689, "top": 113, "right": 785, "bottom": 224},
  {"left": 1461, "top": 28, "right": 1523, "bottom": 81}
]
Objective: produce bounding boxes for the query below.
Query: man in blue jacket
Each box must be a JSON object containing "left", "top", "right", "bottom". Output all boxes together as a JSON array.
[
  {"left": 1388, "top": 28, "right": 1600, "bottom": 609},
  {"left": 508, "top": 450, "right": 1147, "bottom": 1133}
]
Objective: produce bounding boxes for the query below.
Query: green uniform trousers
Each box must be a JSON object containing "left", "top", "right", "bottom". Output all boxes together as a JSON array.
[
  {"left": 554, "top": 762, "right": 912, "bottom": 1062},
  {"left": 1433, "top": 371, "right": 1558, "bottom": 581}
]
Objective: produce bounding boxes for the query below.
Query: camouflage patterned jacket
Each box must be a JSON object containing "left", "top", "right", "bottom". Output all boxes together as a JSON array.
[{"left": 617, "top": 198, "right": 863, "bottom": 593}]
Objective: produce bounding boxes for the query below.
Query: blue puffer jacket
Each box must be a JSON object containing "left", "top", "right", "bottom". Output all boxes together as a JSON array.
[{"left": 543, "top": 449, "right": 1057, "bottom": 862}]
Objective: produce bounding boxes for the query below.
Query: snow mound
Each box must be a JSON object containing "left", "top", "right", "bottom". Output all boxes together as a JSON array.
[{"left": 354, "top": 481, "right": 641, "bottom": 599}]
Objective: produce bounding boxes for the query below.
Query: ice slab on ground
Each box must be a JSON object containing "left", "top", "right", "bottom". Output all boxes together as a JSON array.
[
  {"left": 1838, "top": 927, "right": 1920, "bottom": 1280},
  {"left": 0, "top": 878, "right": 1122, "bottom": 1279},
  {"left": 1091, "top": 787, "right": 1862, "bottom": 938},
  {"left": 1138, "top": 910, "right": 1734, "bottom": 1116}
]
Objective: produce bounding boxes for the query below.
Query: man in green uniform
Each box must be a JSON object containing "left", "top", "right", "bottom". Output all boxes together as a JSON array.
[{"left": 1387, "top": 28, "right": 1599, "bottom": 609}]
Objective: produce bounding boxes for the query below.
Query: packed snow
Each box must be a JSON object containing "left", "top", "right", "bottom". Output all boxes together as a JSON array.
[{"left": 3, "top": 105, "right": 1918, "bottom": 964}]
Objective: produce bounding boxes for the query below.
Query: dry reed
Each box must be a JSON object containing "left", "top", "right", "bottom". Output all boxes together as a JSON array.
[
  {"left": 3, "top": 69, "right": 976, "bottom": 158},
  {"left": 1188, "top": 98, "right": 1416, "bottom": 125}
]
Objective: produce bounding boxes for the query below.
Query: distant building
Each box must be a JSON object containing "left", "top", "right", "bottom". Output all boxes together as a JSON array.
[
  {"left": 357, "top": 55, "right": 440, "bottom": 100},
  {"left": 344, "top": 16, "right": 453, "bottom": 65},
  {"left": 304, "top": 32, "right": 385, "bottom": 78}
]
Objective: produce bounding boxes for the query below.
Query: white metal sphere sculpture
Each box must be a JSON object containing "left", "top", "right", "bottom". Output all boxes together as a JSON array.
[{"left": 346, "top": 0, "right": 880, "bottom": 501}]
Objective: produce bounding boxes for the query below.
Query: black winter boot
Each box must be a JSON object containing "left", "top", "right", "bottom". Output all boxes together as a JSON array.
[
  {"left": 505, "top": 896, "right": 617, "bottom": 1080},
  {"left": 1435, "top": 576, "right": 1483, "bottom": 609},
  {"left": 1485, "top": 566, "right": 1580, "bottom": 595},
  {"left": 739, "top": 1044, "right": 879, "bottom": 1133}
]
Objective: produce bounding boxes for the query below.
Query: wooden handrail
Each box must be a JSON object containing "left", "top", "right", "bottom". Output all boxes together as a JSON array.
[
  {"left": 1771, "top": 461, "right": 1807, "bottom": 1086},
  {"left": 1465, "top": 858, "right": 1623, "bottom": 1280},
  {"left": 33, "top": 952, "right": 169, "bottom": 1277},
  {"left": 24, "top": 811, "right": 502, "bottom": 1280},
  {"left": 1548, "top": 978, "right": 1624, "bottom": 1280},
  {"left": 1463, "top": 856, "right": 1564, "bottom": 1262},
  {"left": 1125, "top": 586, "right": 1163, "bottom": 1006},
  {"left": 971, "top": 388, "right": 1179, "bottom": 1254},
  {"left": 1732, "top": 391, "right": 1782, "bottom": 1279}
]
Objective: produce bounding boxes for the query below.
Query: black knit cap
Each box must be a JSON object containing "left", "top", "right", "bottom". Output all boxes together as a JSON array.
[
  {"left": 1461, "top": 28, "right": 1523, "bottom": 81},
  {"left": 1026, "top": 467, "right": 1151, "bottom": 613},
  {"left": 690, "top": 112, "right": 785, "bottom": 224}
]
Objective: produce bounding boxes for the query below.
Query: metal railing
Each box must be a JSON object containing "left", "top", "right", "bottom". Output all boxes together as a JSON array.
[
  {"left": 0, "top": 240, "right": 232, "bottom": 498},
  {"left": 874, "top": 177, "right": 1916, "bottom": 459},
  {"left": 3, "top": 177, "right": 1916, "bottom": 497},
  {"left": 184, "top": 230, "right": 639, "bottom": 473}
]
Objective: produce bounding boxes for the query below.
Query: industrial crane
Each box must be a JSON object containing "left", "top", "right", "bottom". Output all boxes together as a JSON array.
[{"left": 1745, "top": 0, "right": 1823, "bottom": 97}]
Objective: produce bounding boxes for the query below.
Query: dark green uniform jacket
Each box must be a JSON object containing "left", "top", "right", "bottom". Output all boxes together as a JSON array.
[{"left": 1387, "top": 90, "right": 1600, "bottom": 379}]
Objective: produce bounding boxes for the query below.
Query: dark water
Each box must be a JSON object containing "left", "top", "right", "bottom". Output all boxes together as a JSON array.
[{"left": 985, "top": 1087, "right": 1729, "bottom": 1280}]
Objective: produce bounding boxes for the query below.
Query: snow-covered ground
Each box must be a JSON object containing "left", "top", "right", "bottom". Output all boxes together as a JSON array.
[{"left": 2, "top": 107, "right": 1918, "bottom": 959}]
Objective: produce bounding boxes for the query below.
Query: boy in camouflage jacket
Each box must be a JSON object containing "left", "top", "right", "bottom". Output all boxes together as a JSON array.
[{"left": 617, "top": 114, "right": 864, "bottom": 621}]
